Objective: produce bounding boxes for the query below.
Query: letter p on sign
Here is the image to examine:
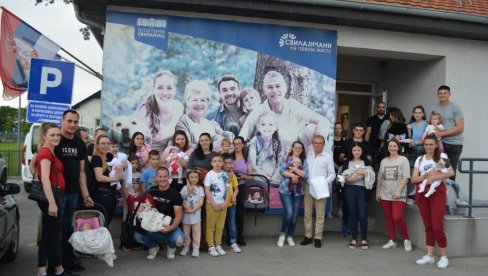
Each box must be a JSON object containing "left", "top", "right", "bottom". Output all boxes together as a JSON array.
[
  {"left": 40, "top": 67, "right": 62, "bottom": 94},
  {"left": 28, "top": 58, "right": 75, "bottom": 104}
]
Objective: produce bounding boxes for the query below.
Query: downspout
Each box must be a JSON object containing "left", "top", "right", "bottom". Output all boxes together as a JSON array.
[{"left": 271, "top": 0, "right": 488, "bottom": 24}]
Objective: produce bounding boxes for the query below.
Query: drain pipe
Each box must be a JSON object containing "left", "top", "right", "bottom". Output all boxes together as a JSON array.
[{"left": 271, "top": 0, "right": 488, "bottom": 24}]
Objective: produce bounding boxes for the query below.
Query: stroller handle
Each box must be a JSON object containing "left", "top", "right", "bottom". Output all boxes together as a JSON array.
[{"left": 247, "top": 174, "right": 271, "bottom": 192}]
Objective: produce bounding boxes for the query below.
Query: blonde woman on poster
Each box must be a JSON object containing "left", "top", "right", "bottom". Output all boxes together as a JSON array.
[
  {"left": 136, "top": 70, "right": 184, "bottom": 151},
  {"left": 176, "top": 80, "right": 234, "bottom": 151}
]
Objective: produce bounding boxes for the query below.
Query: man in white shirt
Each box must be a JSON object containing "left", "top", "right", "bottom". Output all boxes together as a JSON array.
[{"left": 301, "top": 135, "right": 336, "bottom": 248}]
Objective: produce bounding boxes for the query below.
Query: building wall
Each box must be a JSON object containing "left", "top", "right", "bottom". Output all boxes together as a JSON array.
[{"left": 74, "top": 98, "right": 101, "bottom": 133}]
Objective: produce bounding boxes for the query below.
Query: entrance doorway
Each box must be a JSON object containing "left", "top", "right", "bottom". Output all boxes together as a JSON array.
[{"left": 336, "top": 81, "right": 384, "bottom": 139}]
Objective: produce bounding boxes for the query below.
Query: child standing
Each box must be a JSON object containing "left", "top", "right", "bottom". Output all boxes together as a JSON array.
[
  {"left": 140, "top": 150, "right": 161, "bottom": 192},
  {"left": 180, "top": 170, "right": 205, "bottom": 257},
  {"left": 422, "top": 112, "right": 445, "bottom": 152},
  {"left": 204, "top": 154, "right": 231, "bottom": 257},
  {"left": 223, "top": 153, "right": 242, "bottom": 253}
]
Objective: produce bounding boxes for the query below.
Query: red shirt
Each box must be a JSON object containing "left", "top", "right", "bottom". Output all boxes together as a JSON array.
[{"left": 36, "top": 148, "right": 65, "bottom": 190}]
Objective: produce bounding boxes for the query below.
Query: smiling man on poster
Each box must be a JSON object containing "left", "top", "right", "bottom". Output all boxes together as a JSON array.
[{"left": 206, "top": 75, "right": 244, "bottom": 136}]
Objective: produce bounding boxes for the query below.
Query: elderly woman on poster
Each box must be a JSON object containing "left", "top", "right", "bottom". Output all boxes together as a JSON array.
[
  {"left": 136, "top": 70, "right": 184, "bottom": 151},
  {"left": 176, "top": 80, "right": 233, "bottom": 150},
  {"left": 239, "top": 71, "right": 329, "bottom": 154}
]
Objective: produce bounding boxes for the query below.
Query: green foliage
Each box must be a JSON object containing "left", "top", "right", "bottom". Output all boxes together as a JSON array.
[{"left": 0, "top": 106, "right": 32, "bottom": 134}]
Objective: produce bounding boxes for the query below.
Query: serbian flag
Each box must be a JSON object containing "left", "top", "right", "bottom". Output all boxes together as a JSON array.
[{"left": 0, "top": 7, "right": 61, "bottom": 100}]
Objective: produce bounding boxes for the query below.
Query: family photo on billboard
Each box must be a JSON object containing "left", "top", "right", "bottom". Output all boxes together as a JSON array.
[{"left": 102, "top": 11, "right": 337, "bottom": 210}]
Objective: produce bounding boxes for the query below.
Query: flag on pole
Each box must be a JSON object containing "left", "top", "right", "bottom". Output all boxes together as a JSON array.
[{"left": 0, "top": 7, "right": 61, "bottom": 100}]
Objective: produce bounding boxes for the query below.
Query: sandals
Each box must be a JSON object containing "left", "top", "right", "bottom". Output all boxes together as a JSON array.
[
  {"left": 348, "top": 240, "right": 357, "bottom": 249},
  {"left": 361, "top": 240, "right": 369, "bottom": 250}
]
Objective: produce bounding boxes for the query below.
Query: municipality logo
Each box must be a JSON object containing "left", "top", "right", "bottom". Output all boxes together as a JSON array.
[
  {"left": 279, "top": 33, "right": 296, "bottom": 47},
  {"left": 279, "top": 33, "right": 332, "bottom": 54}
]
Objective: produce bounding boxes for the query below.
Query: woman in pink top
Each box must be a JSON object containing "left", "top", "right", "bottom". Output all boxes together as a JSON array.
[{"left": 231, "top": 136, "right": 253, "bottom": 246}]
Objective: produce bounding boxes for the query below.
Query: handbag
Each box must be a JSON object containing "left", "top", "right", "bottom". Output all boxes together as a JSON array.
[
  {"left": 28, "top": 150, "right": 63, "bottom": 202},
  {"left": 309, "top": 176, "right": 330, "bottom": 200},
  {"left": 120, "top": 215, "right": 140, "bottom": 248}
]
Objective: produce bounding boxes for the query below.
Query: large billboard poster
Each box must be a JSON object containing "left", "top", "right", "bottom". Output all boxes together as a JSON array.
[{"left": 102, "top": 11, "right": 337, "bottom": 212}]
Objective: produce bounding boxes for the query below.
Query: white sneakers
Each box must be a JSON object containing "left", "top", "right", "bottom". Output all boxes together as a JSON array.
[
  {"left": 216, "top": 246, "right": 226, "bottom": 255},
  {"left": 416, "top": 255, "right": 435, "bottom": 265},
  {"left": 180, "top": 246, "right": 189, "bottom": 256},
  {"left": 191, "top": 248, "right": 200, "bottom": 258},
  {"left": 382, "top": 240, "right": 397, "bottom": 249},
  {"left": 231, "top": 243, "right": 242, "bottom": 253},
  {"left": 208, "top": 246, "right": 226, "bottom": 256},
  {"left": 277, "top": 234, "right": 296, "bottom": 247},
  {"left": 437, "top": 256, "right": 449, "bottom": 269},
  {"left": 166, "top": 247, "right": 176, "bottom": 259},
  {"left": 208, "top": 246, "right": 219, "bottom": 257},
  {"left": 416, "top": 255, "right": 449, "bottom": 269},
  {"left": 277, "top": 234, "right": 286, "bottom": 247},
  {"left": 403, "top": 240, "right": 412, "bottom": 252},
  {"left": 146, "top": 245, "right": 160, "bottom": 260},
  {"left": 287, "top": 237, "right": 296, "bottom": 246}
]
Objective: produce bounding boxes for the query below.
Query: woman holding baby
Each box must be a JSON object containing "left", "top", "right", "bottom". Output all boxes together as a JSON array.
[
  {"left": 340, "top": 142, "right": 373, "bottom": 250},
  {"left": 411, "top": 134, "right": 453, "bottom": 269},
  {"left": 91, "top": 135, "right": 124, "bottom": 225}
]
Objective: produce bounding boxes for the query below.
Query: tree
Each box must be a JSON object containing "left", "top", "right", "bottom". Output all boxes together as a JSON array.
[{"left": 0, "top": 106, "right": 32, "bottom": 134}]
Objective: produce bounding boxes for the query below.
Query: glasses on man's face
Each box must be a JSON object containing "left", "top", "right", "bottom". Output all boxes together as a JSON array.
[{"left": 99, "top": 142, "right": 111, "bottom": 146}]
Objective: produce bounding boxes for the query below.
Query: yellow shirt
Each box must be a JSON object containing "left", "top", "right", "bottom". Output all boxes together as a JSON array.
[{"left": 228, "top": 174, "right": 239, "bottom": 207}]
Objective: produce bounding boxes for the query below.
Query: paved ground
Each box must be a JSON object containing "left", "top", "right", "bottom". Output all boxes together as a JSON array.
[{"left": 1, "top": 178, "right": 487, "bottom": 276}]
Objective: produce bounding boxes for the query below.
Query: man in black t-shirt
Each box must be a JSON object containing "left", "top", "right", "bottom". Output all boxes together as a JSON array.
[
  {"left": 134, "top": 167, "right": 185, "bottom": 260},
  {"left": 365, "top": 102, "right": 387, "bottom": 159},
  {"left": 56, "top": 110, "right": 94, "bottom": 272},
  {"left": 343, "top": 123, "right": 373, "bottom": 162}
]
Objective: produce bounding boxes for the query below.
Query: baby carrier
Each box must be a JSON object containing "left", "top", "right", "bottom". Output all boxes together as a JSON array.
[
  {"left": 243, "top": 174, "right": 270, "bottom": 225},
  {"left": 69, "top": 203, "right": 117, "bottom": 267}
]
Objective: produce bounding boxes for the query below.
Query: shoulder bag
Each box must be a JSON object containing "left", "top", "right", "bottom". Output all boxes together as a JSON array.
[{"left": 28, "top": 151, "right": 63, "bottom": 202}]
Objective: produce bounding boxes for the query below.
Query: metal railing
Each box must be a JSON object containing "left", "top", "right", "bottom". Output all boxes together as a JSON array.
[
  {"left": 457, "top": 158, "right": 488, "bottom": 218},
  {"left": 0, "top": 150, "right": 21, "bottom": 177}
]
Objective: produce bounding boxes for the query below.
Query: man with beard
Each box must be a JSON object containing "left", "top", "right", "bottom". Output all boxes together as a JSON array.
[
  {"left": 365, "top": 101, "right": 387, "bottom": 163},
  {"left": 206, "top": 75, "right": 244, "bottom": 136}
]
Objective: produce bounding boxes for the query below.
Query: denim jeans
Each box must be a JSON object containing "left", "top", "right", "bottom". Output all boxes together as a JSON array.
[
  {"left": 59, "top": 193, "right": 78, "bottom": 261},
  {"left": 225, "top": 205, "right": 237, "bottom": 244},
  {"left": 279, "top": 192, "right": 304, "bottom": 236},
  {"left": 133, "top": 228, "right": 185, "bottom": 249},
  {"left": 343, "top": 185, "right": 368, "bottom": 241}
]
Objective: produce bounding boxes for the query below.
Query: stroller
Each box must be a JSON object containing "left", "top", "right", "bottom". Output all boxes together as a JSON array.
[
  {"left": 243, "top": 174, "right": 271, "bottom": 225},
  {"left": 68, "top": 203, "right": 117, "bottom": 267}
]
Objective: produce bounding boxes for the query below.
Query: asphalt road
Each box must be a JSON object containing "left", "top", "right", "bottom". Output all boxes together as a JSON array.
[{"left": 1, "top": 178, "right": 487, "bottom": 276}]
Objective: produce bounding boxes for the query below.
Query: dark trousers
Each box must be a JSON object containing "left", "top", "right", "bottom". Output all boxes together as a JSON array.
[
  {"left": 37, "top": 201, "right": 62, "bottom": 268},
  {"left": 443, "top": 143, "right": 463, "bottom": 180},
  {"left": 95, "top": 188, "right": 117, "bottom": 225},
  {"left": 235, "top": 184, "right": 246, "bottom": 240},
  {"left": 343, "top": 185, "right": 368, "bottom": 241}
]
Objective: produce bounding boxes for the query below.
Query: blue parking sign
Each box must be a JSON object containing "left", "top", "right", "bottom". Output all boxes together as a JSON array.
[{"left": 28, "top": 58, "right": 75, "bottom": 104}]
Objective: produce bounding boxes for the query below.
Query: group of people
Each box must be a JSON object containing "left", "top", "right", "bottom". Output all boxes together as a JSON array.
[
  {"left": 333, "top": 85, "right": 463, "bottom": 269},
  {"left": 31, "top": 83, "right": 463, "bottom": 275}
]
